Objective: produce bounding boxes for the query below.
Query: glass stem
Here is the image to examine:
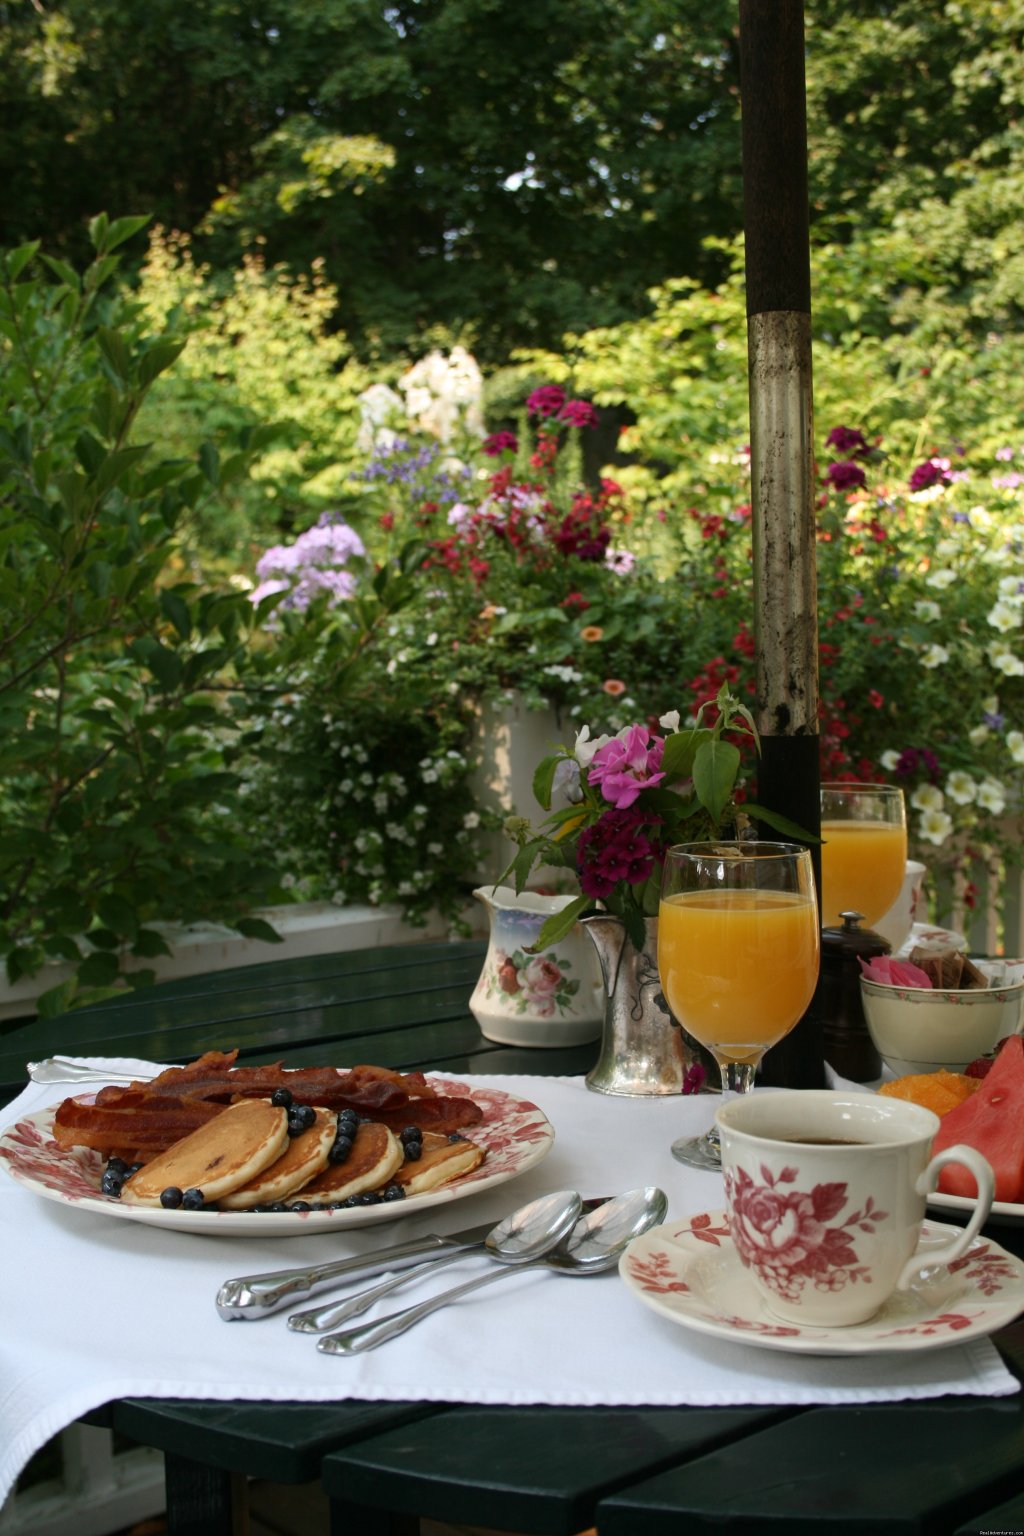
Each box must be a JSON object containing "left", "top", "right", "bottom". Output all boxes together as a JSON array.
[{"left": 719, "top": 1061, "right": 759, "bottom": 1096}]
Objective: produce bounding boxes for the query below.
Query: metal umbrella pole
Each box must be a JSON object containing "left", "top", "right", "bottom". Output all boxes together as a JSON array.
[{"left": 739, "top": 0, "right": 824, "bottom": 1087}]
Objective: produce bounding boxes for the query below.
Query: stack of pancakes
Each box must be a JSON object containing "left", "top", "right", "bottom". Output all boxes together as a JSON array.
[{"left": 118, "top": 1099, "right": 485, "bottom": 1210}]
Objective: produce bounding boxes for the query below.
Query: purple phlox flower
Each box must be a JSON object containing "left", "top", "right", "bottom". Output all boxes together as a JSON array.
[
  {"left": 604, "top": 546, "right": 636, "bottom": 574},
  {"left": 996, "top": 446, "right": 1015, "bottom": 462},
  {"left": 557, "top": 399, "right": 598, "bottom": 429},
  {"left": 952, "top": 511, "right": 972, "bottom": 525},
  {"left": 526, "top": 384, "right": 566, "bottom": 419},
  {"left": 825, "top": 459, "right": 867, "bottom": 492},
  {"left": 252, "top": 514, "right": 365, "bottom": 612},
  {"left": 894, "top": 745, "right": 941, "bottom": 784},
  {"left": 483, "top": 430, "right": 518, "bottom": 457},
  {"left": 909, "top": 457, "right": 952, "bottom": 493},
  {"left": 984, "top": 710, "right": 1005, "bottom": 731},
  {"left": 588, "top": 726, "right": 666, "bottom": 809},
  {"left": 576, "top": 808, "right": 662, "bottom": 899},
  {"left": 825, "top": 425, "right": 870, "bottom": 459},
  {"left": 993, "top": 472, "right": 1024, "bottom": 490}
]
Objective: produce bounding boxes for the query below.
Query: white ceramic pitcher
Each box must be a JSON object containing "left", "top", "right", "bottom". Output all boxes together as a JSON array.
[{"left": 469, "top": 886, "right": 604, "bottom": 1047}]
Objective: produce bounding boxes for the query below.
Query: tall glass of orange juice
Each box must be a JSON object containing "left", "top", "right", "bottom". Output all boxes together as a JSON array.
[
  {"left": 658, "top": 841, "right": 819, "bottom": 1169},
  {"left": 820, "top": 782, "right": 907, "bottom": 930}
]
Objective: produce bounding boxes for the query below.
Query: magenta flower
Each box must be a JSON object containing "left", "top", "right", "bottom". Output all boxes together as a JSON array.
[
  {"left": 588, "top": 726, "right": 665, "bottom": 809},
  {"left": 526, "top": 384, "right": 566, "bottom": 419},
  {"left": 824, "top": 460, "right": 867, "bottom": 492},
  {"left": 557, "top": 399, "right": 598, "bottom": 429},
  {"left": 825, "top": 425, "right": 869, "bottom": 459},
  {"left": 576, "top": 809, "right": 661, "bottom": 899},
  {"left": 909, "top": 457, "right": 952, "bottom": 492},
  {"left": 483, "top": 431, "right": 518, "bottom": 457}
]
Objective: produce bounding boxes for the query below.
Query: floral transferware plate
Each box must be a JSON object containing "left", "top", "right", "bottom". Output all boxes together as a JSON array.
[
  {"left": 0, "top": 1078, "right": 554, "bottom": 1237},
  {"left": 620, "top": 1211, "right": 1024, "bottom": 1355}
]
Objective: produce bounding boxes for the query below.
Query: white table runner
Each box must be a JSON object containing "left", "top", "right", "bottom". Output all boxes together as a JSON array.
[{"left": 0, "top": 1064, "right": 1018, "bottom": 1507}]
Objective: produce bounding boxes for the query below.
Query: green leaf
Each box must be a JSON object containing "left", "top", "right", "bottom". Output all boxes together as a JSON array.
[
  {"left": 97, "top": 893, "right": 139, "bottom": 939},
  {"left": 533, "top": 894, "right": 591, "bottom": 951},
  {"left": 138, "top": 338, "right": 186, "bottom": 387},
  {"left": 40, "top": 254, "right": 82, "bottom": 292},
  {"left": 743, "top": 801, "right": 821, "bottom": 843},
  {"left": 96, "top": 326, "right": 133, "bottom": 380},
  {"left": 77, "top": 950, "right": 121, "bottom": 987},
  {"left": 199, "top": 442, "right": 220, "bottom": 486},
  {"left": 531, "top": 752, "right": 565, "bottom": 810},
  {"left": 132, "top": 928, "right": 173, "bottom": 959},
  {"left": 660, "top": 728, "right": 710, "bottom": 783},
  {"left": 160, "top": 589, "right": 193, "bottom": 639},
  {"left": 233, "top": 917, "right": 283, "bottom": 942},
  {"left": 692, "top": 737, "right": 741, "bottom": 825},
  {"left": 35, "top": 979, "right": 78, "bottom": 1019},
  {"left": 5, "top": 241, "right": 39, "bottom": 281}
]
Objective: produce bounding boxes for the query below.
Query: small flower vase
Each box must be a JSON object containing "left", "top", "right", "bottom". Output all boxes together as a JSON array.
[
  {"left": 580, "top": 913, "right": 713, "bottom": 1095},
  {"left": 469, "top": 886, "right": 605, "bottom": 1047}
]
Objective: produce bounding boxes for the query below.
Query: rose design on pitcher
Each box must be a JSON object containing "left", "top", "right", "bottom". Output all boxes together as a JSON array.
[
  {"left": 481, "top": 948, "right": 581, "bottom": 1017},
  {"left": 724, "top": 1165, "right": 888, "bottom": 1303}
]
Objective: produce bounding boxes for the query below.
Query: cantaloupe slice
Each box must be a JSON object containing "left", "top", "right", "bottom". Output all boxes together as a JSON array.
[{"left": 932, "top": 1036, "right": 1024, "bottom": 1204}]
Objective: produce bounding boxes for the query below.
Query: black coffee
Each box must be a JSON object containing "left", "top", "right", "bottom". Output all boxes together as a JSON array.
[{"left": 777, "top": 1136, "right": 867, "bottom": 1146}]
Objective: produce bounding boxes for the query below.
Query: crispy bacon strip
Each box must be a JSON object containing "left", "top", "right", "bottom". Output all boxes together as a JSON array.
[{"left": 52, "top": 1050, "right": 482, "bottom": 1161}]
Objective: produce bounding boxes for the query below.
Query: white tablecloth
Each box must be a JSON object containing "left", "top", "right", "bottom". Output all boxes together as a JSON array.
[{"left": 0, "top": 1063, "right": 1018, "bottom": 1506}]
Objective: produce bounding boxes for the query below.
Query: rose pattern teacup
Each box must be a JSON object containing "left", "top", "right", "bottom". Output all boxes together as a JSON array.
[{"left": 716, "top": 1090, "right": 995, "bottom": 1327}]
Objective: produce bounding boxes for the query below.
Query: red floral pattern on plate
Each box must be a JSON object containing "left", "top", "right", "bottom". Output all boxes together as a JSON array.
[
  {"left": 0, "top": 1074, "right": 554, "bottom": 1237},
  {"left": 619, "top": 1211, "right": 1024, "bottom": 1356},
  {"left": 724, "top": 1164, "right": 886, "bottom": 1304}
]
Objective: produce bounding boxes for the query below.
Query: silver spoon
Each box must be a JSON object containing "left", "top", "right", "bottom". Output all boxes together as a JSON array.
[
  {"left": 26, "top": 1057, "right": 159, "bottom": 1084},
  {"left": 317, "top": 1185, "right": 667, "bottom": 1355},
  {"left": 288, "top": 1194, "right": 610, "bottom": 1334}
]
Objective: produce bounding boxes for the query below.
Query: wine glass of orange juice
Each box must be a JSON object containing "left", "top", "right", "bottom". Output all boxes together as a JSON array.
[
  {"left": 820, "top": 782, "right": 907, "bottom": 931},
  {"left": 658, "top": 841, "right": 820, "bottom": 1169}
]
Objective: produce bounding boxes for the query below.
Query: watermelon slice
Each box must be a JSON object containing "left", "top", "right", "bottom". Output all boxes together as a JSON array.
[{"left": 932, "top": 1035, "right": 1024, "bottom": 1204}]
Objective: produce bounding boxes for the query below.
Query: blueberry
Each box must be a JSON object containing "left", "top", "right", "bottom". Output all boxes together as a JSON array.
[
  {"left": 402, "top": 1140, "right": 423, "bottom": 1161},
  {"left": 101, "top": 1168, "right": 124, "bottom": 1197},
  {"left": 271, "top": 1087, "right": 293, "bottom": 1109},
  {"left": 286, "top": 1113, "right": 306, "bottom": 1137},
  {"left": 126, "top": 1163, "right": 143, "bottom": 1175},
  {"left": 357, "top": 1191, "right": 381, "bottom": 1205},
  {"left": 270, "top": 1201, "right": 288, "bottom": 1212},
  {"left": 399, "top": 1126, "right": 422, "bottom": 1146},
  {"left": 160, "top": 1186, "right": 184, "bottom": 1209},
  {"left": 382, "top": 1183, "right": 406, "bottom": 1202},
  {"left": 447, "top": 1133, "right": 466, "bottom": 1143},
  {"left": 181, "top": 1187, "right": 205, "bottom": 1210},
  {"left": 289, "top": 1200, "right": 311, "bottom": 1212},
  {"left": 329, "top": 1135, "right": 354, "bottom": 1164},
  {"left": 106, "top": 1156, "right": 127, "bottom": 1176},
  {"left": 341, "top": 1195, "right": 361, "bottom": 1208}
]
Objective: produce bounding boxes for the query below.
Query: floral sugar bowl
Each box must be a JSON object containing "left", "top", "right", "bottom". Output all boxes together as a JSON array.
[{"left": 469, "top": 886, "right": 605, "bottom": 1047}]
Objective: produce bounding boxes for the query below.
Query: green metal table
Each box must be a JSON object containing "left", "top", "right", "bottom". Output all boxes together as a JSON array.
[{"left": 2, "top": 939, "right": 1023, "bottom": 1536}]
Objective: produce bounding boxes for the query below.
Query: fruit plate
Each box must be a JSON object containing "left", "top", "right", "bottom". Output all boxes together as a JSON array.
[
  {"left": 928, "top": 1190, "right": 1024, "bottom": 1228},
  {"left": 620, "top": 1211, "right": 1024, "bottom": 1356},
  {"left": 0, "top": 1078, "right": 554, "bottom": 1236}
]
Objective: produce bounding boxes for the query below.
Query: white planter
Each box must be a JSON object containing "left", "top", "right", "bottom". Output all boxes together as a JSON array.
[{"left": 0, "top": 902, "right": 478, "bottom": 1024}]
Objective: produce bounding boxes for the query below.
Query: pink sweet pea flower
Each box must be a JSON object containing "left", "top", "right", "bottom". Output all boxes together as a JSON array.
[{"left": 587, "top": 726, "right": 665, "bottom": 809}]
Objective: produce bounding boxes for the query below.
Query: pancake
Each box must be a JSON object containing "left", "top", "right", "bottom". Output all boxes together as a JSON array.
[
  {"left": 298, "top": 1121, "right": 403, "bottom": 1204},
  {"left": 218, "top": 1108, "right": 337, "bottom": 1209},
  {"left": 120, "top": 1098, "right": 289, "bottom": 1207},
  {"left": 391, "top": 1132, "right": 485, "bottom": 1195}
]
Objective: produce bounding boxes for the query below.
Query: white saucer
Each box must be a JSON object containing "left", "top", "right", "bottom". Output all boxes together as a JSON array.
[{"left": 620, "top": 1211, "right": 1024, "bottom": 1355}]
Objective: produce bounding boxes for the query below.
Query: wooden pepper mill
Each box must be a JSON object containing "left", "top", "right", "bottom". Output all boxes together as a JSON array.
[{"left": 819, "top": 910, "right": 890, "bottom": 1082}]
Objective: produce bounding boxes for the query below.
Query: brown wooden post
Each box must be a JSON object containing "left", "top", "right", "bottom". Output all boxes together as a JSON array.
[{"left": 739, "top": 0, "right": 824, "bottom": 1087}]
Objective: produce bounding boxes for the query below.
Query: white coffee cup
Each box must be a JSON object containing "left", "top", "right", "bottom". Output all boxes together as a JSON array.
[{"left": 716, "top": 1090, "right": 994, "bottom": 1327}]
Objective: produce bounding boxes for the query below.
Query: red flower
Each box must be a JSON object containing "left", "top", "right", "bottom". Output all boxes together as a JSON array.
[
  {"left": 483, "top": 431, "right": 518, "bottom": 457},
  {"left": 526, "top": 384, "right": 566, "bottom": 419}
]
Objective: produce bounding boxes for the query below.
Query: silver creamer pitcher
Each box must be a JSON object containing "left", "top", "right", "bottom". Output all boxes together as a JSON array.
[{"left": 580, "top": 913, "right": 691, "bottom": 1095}]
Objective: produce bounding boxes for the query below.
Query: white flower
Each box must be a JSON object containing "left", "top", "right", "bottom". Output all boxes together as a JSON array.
[
  {"left": 925, "top": 569, "right": 957, "bottom": 589},
  {"left": 911, "top": 783, "right": 945, "bottom": 813},
  {"left": 920, "top": 644, "right": 950, "bottom": 668},
  {"left": 987, "top": 601, "right": 1022, "bottom": 632},
  {"left": 574, "top": 724, "right": 612, "bottom": 767},
  {"left": 988, "top": 641, "right": 1024, "bottom": 676},
  {"left": 998, "top": 576, "right": 1024, "bottom": 601},
  {"left": 968, "top": 725, "right": 990, "bottom": 746},
  {"left": 659, "top": 710, "right": 682, "bottom": 732},
  {"left": 945, "top": 771, "right": 976, "bottom": 805},
  {"left": 463, "top": 811, "right": 481, "bottom": 829},
  {"left": 978, "top": 778, "right": 1007, "bottom": 815},
  {"left": 372, "top": 792, "right": 389, "bottom": 813},
  {"left": 1007, "top": 730, "right": 1024, "bottom": 765},
  {"left": 918, "top": 808, "right": 954, "bottom": 845},
  {"left": 427, "top": 842, "right": 443, "bottom": 855},
  {"left": 913, "top": 600, "right": 942, "bottom": 622}
]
